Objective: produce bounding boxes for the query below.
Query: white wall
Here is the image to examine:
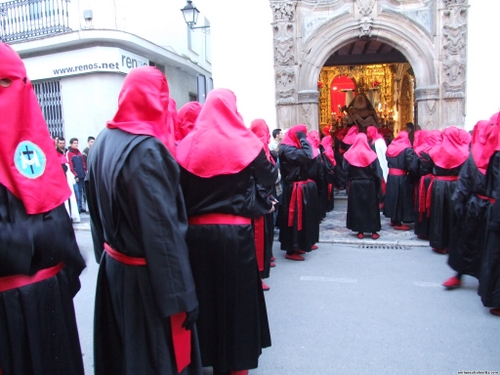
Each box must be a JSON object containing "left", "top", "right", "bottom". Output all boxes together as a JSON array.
[
  {"left": 465, "top": 2, "right": 500, "bottom": 130},
  {"left": 61, "top": 73, "right": 124, "bottom": 145},
  {"left": 194, "top": 0, "right": 277, "bottom": 129}
]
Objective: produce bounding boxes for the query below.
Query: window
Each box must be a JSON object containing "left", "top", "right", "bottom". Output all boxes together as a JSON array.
[{"left": 33, "top": 80, "right": 64, "bottom": 137}]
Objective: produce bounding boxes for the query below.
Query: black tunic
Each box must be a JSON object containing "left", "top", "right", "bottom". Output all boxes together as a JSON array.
[
  {"left": 0, "top": 185, "right": 85, "bottom": 375},
  {"left": 428, "top": 164, "right": 463, "bottom": 251},
  {"left": 319, "top": 144, "right": 336, "bottom": 214},
  {"left": 448, "top": 155, "right": 488, "bottom": 278},
  {"left": 383, "top": 148, "right": 417, "bottom": 223},
  {"left": 179, "top": 150, "right": 276, "bottom": 372},
  {"left": 346, "top": 161, "right": 382, "bottom": 233},
  {"left": 333, "top": 137, "right": 348, "bottom": 188},
  {"left": 277, "top": 141, "right": 317, "bottom": 253},
  {"left": 410, "top": 152, "right": 434, "bottom": 238},
  {"left": 86, "top": 128, "right": 202, "bottom": 375},
  {"left": 478, "top": 151, "right": 500, "bottom": 308}
]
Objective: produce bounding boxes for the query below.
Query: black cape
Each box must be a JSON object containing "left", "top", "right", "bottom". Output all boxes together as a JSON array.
[
  {"left": 448, "top": 155, "right": 488, "bottom": 278},
  {"left": 179, "top": 150, "right": 276, "bottom": 372},
  {"left": 410, "top": 151, "right": 434, "bottom": 238},
  {"left": 428, "top": 164, "right": 463, "bottom": 251},
  {"left": 383, "top": 148, "right": 417, "bottom": 223},
  {"left": 86, "top": 128, "right": 202, "bottom": 375},
  {"left": 277, "top": 140, "right": 318, "bottom": 253},
  {"left": 0, "top": 184, "right": 85, "bottom": 375},
  {"left": 478, "top": 151, "right": 500, "bottom": 308},
  {"left": 346, "top": 160, "right": 382, "bottom": 233}
]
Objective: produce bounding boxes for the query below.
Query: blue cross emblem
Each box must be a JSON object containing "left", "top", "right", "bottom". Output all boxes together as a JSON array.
[{"left": 14, "top": 141, "right": 46, "bottom": 179}]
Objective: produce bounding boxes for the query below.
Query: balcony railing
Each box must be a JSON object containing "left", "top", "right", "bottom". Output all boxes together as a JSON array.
[{"left": 1, "top": 0, "right": 71, "bottom": 43}]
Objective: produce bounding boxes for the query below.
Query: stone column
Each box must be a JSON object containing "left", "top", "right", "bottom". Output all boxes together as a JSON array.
[
  {"left": 271, "top": 1, "right": 299, "bottom": 130},
  {"left": 440, "top": 0, "right": 469, "bottom": 128}
]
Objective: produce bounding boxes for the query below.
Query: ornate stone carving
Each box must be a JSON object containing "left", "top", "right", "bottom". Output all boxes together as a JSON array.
[
  {"left": 276, "top": 66, "right": 296, "bottom": 104},
  {"left": 401, "top": 8, "right": 434, "bottom": 35},
  {"left": 301, "top": 104, "right": 314, "bottom": 126},
  {"left": 441, "top": 4, "right": 467, "bottom": 101},
  {"left": 357, "top": 0, "right": 375, "bottom": 37},
  {"left": 298, "top": 90, "right": 319, "bottom": 104},
  {"left": 443, "top": 0, "right": 466, "bottom": 7},
  {"left": 443, "top": 81, "right": 465, "bottom": 99},
  {"left": 271, "top": 1, "right": 297, "bottom": 22},
  {"left": 273, "top": 23, "right": 296, "bottom": 66},
  {"left": 357, "top": 0, "right": 375, "bottom": 17}
]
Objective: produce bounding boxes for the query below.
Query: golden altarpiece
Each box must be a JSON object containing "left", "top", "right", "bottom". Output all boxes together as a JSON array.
[{"left": 317, "top": 63, "right": 415, "bottom": 136}]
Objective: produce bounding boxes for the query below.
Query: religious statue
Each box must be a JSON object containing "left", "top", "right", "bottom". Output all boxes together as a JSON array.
[{"left": 346, "top": 93, "right": 380, "bottom": 131}]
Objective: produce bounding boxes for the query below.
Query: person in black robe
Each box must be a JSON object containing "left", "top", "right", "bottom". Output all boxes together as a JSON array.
[
  {"left": 176, "top": 89, "right": 276, "bottom": 375},
  {"left": 427, "top": 126, "right": 471, "bottom": 254},
  {"left": 85, "top": 67, "right": 202, "bottom": 375},
  {"left": 320, "top": 135, "right": 336, "bottom": 213},
  {"left": 306, "top": 130, "right": 324, "bottom": 249},
  {"left": 443, "top": 120, "right": 498, "bottom": 289},
  {"left": 410, "top": 130, "right": 442, "bottom": 240},
  {"left": 277, "top": 124, "right": 316, "bottom": 261},
  {"left": 478, "top": 112, "right": 500, "bottom": 317},
  {"left": 383, "top": 131, "right": 418, "bottom": 229},
  {"left": 250, "top": 119, "right": 280, "bottom": 291},
  {"left": 0, "top": 42, "right": 85, "bottom": 375},
  {"left": 344, "top": 133, "right": 382, "bottom": 239},
  {"left": 332, "top": 127, "right": 348, "bottom": 190}
]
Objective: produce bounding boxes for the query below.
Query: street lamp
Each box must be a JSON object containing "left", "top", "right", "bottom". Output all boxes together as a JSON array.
[{"left": 180, "top": 0, "right": 210, "bottom": 30}]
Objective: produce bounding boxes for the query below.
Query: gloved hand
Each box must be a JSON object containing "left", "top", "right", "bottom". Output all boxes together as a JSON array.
[
  {"left": 454, "top": 201, "right": 464, "bottom": 217},
  {"left": 182, "top": 306, "right": 199, "bottom": 330},
  {"left": 296, "top": 131, "right": 306, "bottom": 140}
]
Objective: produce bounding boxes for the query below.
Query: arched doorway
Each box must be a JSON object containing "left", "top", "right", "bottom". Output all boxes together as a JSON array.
[{"left": 271, "top": 1, "right": 467, "bottom": 133}]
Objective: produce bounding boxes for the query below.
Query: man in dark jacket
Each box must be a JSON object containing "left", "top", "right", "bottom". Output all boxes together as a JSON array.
[{"left": 67, "top": 138, "right": 87, "bottom": 212}]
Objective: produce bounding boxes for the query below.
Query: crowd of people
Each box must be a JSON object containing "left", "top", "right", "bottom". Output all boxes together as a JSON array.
[{"left": 1, "top": 40, "right": 499, "bottom": 375}]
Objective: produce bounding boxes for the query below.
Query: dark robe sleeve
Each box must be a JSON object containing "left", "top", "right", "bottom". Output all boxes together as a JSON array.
[
  {"left": 404, "top": 148, "right": 418, "bottom": 183},
  {"left": 85, "top": 174, "right": 106, "bottom": 263},
  {"left": 253, "top": 150, "right": 279, "bottom": 191},
  {"left": 486, "top": 152, "right": 500, "bottom": 232},
  {"left": 121, "top": 143, "right": 198, "bottom": 318},
  {"left": 0, "top": 185, "right": 34, "bottom": 275},
  {"left": 453, "top": 156, "right": 474, "bottom": 203},
  {"left": 0, "top": 184, "right": 85, "bottom": 296}
]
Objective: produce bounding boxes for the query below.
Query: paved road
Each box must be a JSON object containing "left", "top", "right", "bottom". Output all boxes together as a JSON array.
[{"left": 74, "top": 227, "right": 500, "bottom": 375}]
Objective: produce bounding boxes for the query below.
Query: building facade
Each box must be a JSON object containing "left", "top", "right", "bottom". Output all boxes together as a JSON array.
[
  {"left": 270, "top": 0, "right": 470, "bottom": 132},
  {"left": 1, "top": 0, "right": 212, "bottom": 143}
]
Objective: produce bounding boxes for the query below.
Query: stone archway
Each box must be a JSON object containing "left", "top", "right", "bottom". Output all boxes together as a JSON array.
[{"left": 270, "top": 0, "right": 468, "bottom": 132}]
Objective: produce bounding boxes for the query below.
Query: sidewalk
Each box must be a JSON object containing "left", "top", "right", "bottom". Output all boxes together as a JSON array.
[{"left": 74, "top": 194, "right": 430, "bottom": 248}]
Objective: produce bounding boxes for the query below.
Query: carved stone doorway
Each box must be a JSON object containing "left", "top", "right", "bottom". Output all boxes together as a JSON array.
[{"left": 271, "top": 0, "right": 468, "bottom": 132}]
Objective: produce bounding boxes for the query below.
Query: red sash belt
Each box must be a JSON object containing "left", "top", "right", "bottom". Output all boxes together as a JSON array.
[
  {"left": 425, "top": 175, "right": 459, "bottom": 217},
  {"left": 104, "top": 243, "right": 146, "bottom": 266},
  {"left": 389, "top": 168, "right": 407, "bottom": 176},
  {"left": 418, "top": 174, "right": 433, "bottom": 219},
  {"left": 188, "top": 213, "right": 251, "bottom": 225},
  {"left": 477, "top": 194, "right": 496, "bottom": 204},
  {"left": 253, "top": 216, "right": 265, "bottom": 272},
  {"left": 104, "top": 242, "right": 190, "bottom": 373},
  {"left": 0, "top": 262, "right": 63, "bottom": 293},
  {"left": 288, "top": 180, "right": 313, "bottom": 231}
]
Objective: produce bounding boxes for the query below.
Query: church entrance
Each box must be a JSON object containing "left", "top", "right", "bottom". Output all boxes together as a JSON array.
[
  {"left": 317, "top": 39, "right": 416, "bottom": 139},
  {"left": 270, "top": 1, "right": 468, "bottom": 133}
]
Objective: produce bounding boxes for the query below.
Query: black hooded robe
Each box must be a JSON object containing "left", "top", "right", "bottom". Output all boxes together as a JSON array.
[
  {"left": 0, "top": 185, "right": 85, "bottom": 375},
  {"left": 448, "top": 155, "right": 489, "bottom": 278},
  {"left": 478, "top": 151, "right": 500, "bottom": 308},
  {"left": 346, "top": 161, "right": 382, "bottom": 234},
  {"left": 383, "top": 148, "right": 417, "bottom": 224},
  {"left": 277, "top": 141, "right": 317, "bottom": 254},
  {"left": 179, "top": 150, "right": 276, "bottom": 373},
  {"left": 428, "top": 164, "right": 463, "bottom": 251},
  {"left": 86, "top": 128, "right": 202, "bottom": 375}
]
